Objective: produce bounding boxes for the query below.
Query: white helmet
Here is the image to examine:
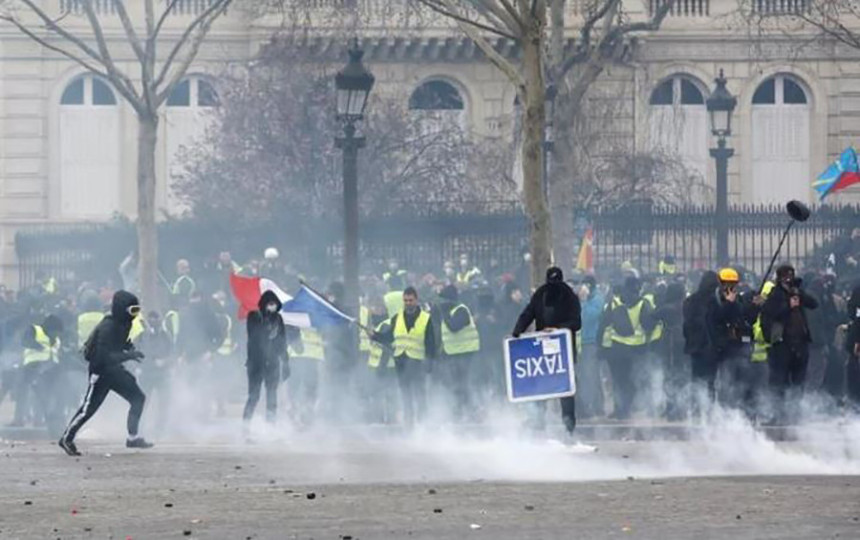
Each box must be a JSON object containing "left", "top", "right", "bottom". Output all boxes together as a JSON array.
[{"left": 264, "top": 247, "right": 279, "bottom": 260}]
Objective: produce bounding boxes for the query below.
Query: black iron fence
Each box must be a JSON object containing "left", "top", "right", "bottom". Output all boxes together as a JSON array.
[{"left": 14, "top": 203, "right": 860, "bottom": 289}]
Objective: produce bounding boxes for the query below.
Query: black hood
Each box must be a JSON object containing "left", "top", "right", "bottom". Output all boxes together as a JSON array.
[
  {"left": 697, "top": 271, "right": 719, "bottom": 295},
  {"left": 258, "top": 290, "right": 282, "bottom": 312},
  {"left": 111, "top": 290, "right": 140, "bottom": 322}
]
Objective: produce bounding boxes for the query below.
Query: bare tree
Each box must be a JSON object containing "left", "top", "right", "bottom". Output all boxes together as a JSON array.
[
  {"left": 0, "top": 0, "right": 232, "bottom": 305},
  {"left": 173, "top": 44, "right": 516, "bottom": 225},
  {"left": 413, "top": 0, "right": 673, "bottom": 285}
]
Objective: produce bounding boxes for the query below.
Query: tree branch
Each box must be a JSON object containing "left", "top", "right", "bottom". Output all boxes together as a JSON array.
[
  {"left": 112, "top": 0, "right": 147, "bottom": 64},
  {"left": 16, "top": 0, "right": 107, "bottom": 65},
  {"left": 417, "top": 0, "right": 518, "bottom": 39},
  {"left": 439, "top": 0, "right": 525, "bottom": 88},
  {"left": 153, "top": 0, "right": 233, "bottom": 91},
  {"left": 81, "top": 1, "right": 141, "bottom": 104}
]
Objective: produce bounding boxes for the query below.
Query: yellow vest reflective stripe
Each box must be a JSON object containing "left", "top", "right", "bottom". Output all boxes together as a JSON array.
[
  {"left": 644, "top": 294, "right": 663, "bottom": 342},
  {"left": 217, "top": 315, "right": 234, "bottom": 356},
  {"left": 172, "top": 275, "right": 196, "bottom": 296},
  {"left": 384, "top": 291, "right": 404, "bottom": 318},
  {"left": 78, "top": 311, "right": 104, "bottom": 348},
  {"left": 163, "top": 311, "right": 180, "bottom": 344},
  {"left": 129, "top": 316, "right": 144, "bottom": 342},
  {"left": 440, "top": 304, "right": 480, "bottom": 355},
  {"left": 368, "top": 320, "right": 394, "bottom": 368},
  {"left": 393, "top": 310, "right": 430, "bottom": 360},
  {"left": 610, "top": 298, "right": 649, "bottom": 347},
  {"left": 456, "top": 267, "right": 481, "bottom": 286},
  {"left": 24, "top": 325, "right": 59, "bottom": 365},
  {"left": 359, "top": 306, "right": 371, "bottom": 352},
  {"left": 658, "top": 261, "right": 677, "bottom": 275},
  {"left": 290, "top": 328, "right": 325, "bottom": 361},
  {"left": 43, "top": 277, "right": 58, "bottom": 294}
]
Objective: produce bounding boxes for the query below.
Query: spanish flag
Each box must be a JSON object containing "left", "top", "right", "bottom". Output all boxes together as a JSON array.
[{"left": 576, "top": 227, "right": 594, "bottom": 273}]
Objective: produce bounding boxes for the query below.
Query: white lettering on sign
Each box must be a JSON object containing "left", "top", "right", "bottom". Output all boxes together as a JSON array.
[{"left": 513, "top": 354, "right": 567, "bottom": 379}]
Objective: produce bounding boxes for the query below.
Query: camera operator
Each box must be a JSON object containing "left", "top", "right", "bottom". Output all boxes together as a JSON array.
[{"left": 761, "top": 264, "right": 818, "bottom": 424}]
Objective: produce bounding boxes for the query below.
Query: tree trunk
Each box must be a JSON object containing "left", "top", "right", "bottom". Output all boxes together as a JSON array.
[
  {"left": 521, "top": 33, "right": 553, "bottom": 289},
  {"left": 549, "top": 90, "right": 576, "bottom": 273},
  {"left": 137, "top": 113, "right": 160, "bottom": 307}
]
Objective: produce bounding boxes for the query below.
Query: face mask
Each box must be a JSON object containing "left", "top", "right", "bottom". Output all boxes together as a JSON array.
[
  {"left": 405, "top": 304, "right": 419, "bottom": 315},
  {"left": 266, "top": 303, "right": 278, "bottom": 313}
]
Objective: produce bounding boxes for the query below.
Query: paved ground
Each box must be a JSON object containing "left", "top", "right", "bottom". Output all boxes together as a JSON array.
[{"left": 2, "top": 421, "right": 860, "bottom": 540}]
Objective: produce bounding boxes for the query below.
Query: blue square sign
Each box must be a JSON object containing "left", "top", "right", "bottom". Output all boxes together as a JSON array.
[{"left": 504, "top": 329, "right": 576, "bottom": 403}]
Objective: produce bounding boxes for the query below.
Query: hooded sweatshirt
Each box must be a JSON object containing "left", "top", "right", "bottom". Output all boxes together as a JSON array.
[
  {"left": 683, "top": 271, "right": 719, "bottom": 356},
  {"left": 246, "top": 290, "right": 288, "bottom": 367},
  {"left": 86, "top": 290, "right": 141, "bottom": 375},
  {"left": 512, "top": 269, "right": 582, "bottom": 338}
]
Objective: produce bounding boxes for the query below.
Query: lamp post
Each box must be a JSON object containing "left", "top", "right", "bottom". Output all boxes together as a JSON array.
[
  {"left": 335, "top": 41, "right": 374, "bottom": 318},
  {"left": 706, "top": 69, "right": 737, "bottom": 267}
]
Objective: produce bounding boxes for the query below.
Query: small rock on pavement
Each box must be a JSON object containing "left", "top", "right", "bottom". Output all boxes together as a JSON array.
[
  {"left": 306, "top": 493, "right": 317, "bottom": 500},
  {"left": 427, "top": 489, "right": 437, "bottom": 495},
  {"left": 29, "top": 480, "right": 37, "bottom": 486},
  {"left": 23, "top": 501, "right": 32, "bottom": 506},
  {"left": 183, "top": 530, "right": 192, "bottom": 536},
  {"left": 470, "top": 524, "right": 482, "bottom": 530},
  {"left": 433, "top": 508, "right": 443, "bottom": 514},
  {"left": 165, "top": 503, "right": 174, "bottom": 508},
  {"left": 736, "top": 515, "right": 742, "bottom": 520},
  {"left": 627, "top": 476, "right": 635, "bottom": 481},
  {"left": 524, "top": 505, "right": 535, "bottom": 511},
  {"left": 340, "top": 535, "right": 353, "bottom": 540}
]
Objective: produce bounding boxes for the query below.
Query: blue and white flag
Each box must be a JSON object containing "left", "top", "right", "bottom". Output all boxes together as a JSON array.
[{"left": 281, "top": 285, "right": 354, "bottom": 329}]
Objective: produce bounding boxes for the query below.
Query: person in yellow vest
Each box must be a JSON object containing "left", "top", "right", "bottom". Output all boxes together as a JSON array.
[
  {"left": 602, "top": 276, "right": 653, "bottom": 421},
  {"left": 171, "top": 259, "right": 196, "bottom": 300},
  {"left": 435, "top": 285, "right": 480, "bottom": 422},
  {"left": 287, "top": 327, "right": 325, "bottom": 427},
  {"left": 382, "top": 259, "right": 408, "bottom": 289},
  {"left": 18, "top": 314, "right": 64, "bottom": 427},
  {"left": 370, "top": 286, "right": 437, "bottom": 429},
  {"left": 743, "top": 280, "right": 774, "bottom": 421},
  {"left": 456, "top": 253, "right": 482, "bottom": 289},
  {"left": 366, "top": 313, "right": 399, "bottom": 424},
  {"left": 77, "top": 294, "right": 106, "bottom": 350},
  {"left": 658, "top": 255, "right": 678, "bottom": 277}
]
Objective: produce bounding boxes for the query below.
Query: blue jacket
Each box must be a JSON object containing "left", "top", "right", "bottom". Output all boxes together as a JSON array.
[{"left": 580, "top": 292, "right": 605, "bottom": 345}]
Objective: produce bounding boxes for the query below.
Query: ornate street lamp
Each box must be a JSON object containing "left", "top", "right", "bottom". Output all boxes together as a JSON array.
[
  {"left": 706, "top": 69, "right": 737, "bottom": 266},
  {"left": 335, "top": 40, "right": 374, "bottom": 319}
]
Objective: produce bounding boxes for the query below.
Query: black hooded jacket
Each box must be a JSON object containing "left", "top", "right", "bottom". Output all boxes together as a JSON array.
[
  {"left": 246, "top": 290, "right": 291, "bottom": 367},
  {"left": 512, "top": 280, "right": 582, "bottom": 338},
  {"left": 86, "top": 290, "right": 142, "bottom": 375},
  {"left": 683, "top": 271, "right": 719, "bottom": 356}
]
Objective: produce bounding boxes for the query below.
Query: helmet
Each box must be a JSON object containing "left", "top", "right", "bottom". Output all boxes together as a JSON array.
[
  {"left": 718, "top": 268, "right": 739, "bottom": 283},
  {"left": 264, "top": 247, "right": 279, "bottom": 260}
]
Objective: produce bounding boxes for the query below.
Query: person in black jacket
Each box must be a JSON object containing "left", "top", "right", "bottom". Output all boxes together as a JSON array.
[
  {"left": 243, "top": 290, "right": 294, "bottom": 427},
  {"left": 761, "top": 264, "right": 819, "bottom": 424},
  {"left": 683, "top": 271, "right": 719, "bottom": 410},
  {"left": 512, "top": 266, "right": 582, "bottom": 437},
  {"left": 59, "top": 290, "right": 152, "bottom": 456}
]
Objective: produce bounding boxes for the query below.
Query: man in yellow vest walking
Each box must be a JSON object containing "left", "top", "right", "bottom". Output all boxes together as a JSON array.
[
  {"left": 371, "top": 286, "right": 437, "bottom": 429},
  {"left": 435, "top": 285, "right": 480, "bottom": 422}
]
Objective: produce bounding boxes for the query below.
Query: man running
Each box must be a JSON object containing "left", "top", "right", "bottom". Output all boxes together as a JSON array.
[{"left": 59, "top": 290, "right": 153, "bottom": 456}]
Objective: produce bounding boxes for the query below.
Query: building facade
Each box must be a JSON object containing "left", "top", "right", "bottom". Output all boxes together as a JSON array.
[{"left": 0, "top": 0, "right": 858, "bottom": 284}]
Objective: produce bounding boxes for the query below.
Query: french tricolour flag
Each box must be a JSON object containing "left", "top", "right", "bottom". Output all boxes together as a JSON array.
[{"left": 229, "top": 274, "right": 352, "bottom": 328}]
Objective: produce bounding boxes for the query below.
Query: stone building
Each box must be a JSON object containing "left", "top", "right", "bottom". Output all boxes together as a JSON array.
[{"left": 0, "top": 0, "right": 857, "bottom": 284}]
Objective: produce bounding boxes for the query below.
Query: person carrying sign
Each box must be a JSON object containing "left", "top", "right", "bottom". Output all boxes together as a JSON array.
[
  {"left": 512, "top": 267, "right": 582, "bottom": 437},
  {"left": 371, "top": 286, "right": 437, "bottom": 429}
]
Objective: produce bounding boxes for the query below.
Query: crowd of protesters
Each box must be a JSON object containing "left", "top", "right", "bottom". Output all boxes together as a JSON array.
[{"left": 1, "top": 243, "right": 860, "bottom": 441}]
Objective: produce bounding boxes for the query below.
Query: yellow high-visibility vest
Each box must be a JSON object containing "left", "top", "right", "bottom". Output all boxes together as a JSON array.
[
  {"left": 384, "top": 291, "right": 404, "bottom": 318},
  {"left": 752, "top": 281, "right": 776, "bottom": 363},
  {"left": 440, "top": 304, "right": 480, "bottom": 355},
  {"left": 393, "top": 310, "right": 430, "bottom": 360},
  {"left": 289, "top": 328, "right": 325, "bottom": 361},
  {"left": 163, "top": 311, "right": 180, "bottom": 344},
  {"left": 609, "top": 298, "right": 649, "bottom": 347},
  {"left": 644, "top": 293, "right": 663, "bottom": 342},
  {"left": 42, "top": 277, "right": 58, "bottom": 294},
  {"left": 24, "top": 325, "right": 60, "bottom": 365},
  {"left": 368, "top": 320, "right": 394, "bottom": 369},
  {"left": 129, "top": 316, "right": 144, "bottom": 342},
  {"left": 78, "top": 311, "right": 104, "bottom": 348},
  {"left": 359, "top": 306, "right": 371, "bottom": 353},
  {"left": 658, "top": 261, "right": 677, "bottom": 275},
  {"left": 217, "top": 314, "right": 234, "bottom": 356},
  {"left": 456, "top": 267, "right": 482, "bottom": 286},
  {"left": 172, "top": 275, "right": 196, "bottom": 296}
]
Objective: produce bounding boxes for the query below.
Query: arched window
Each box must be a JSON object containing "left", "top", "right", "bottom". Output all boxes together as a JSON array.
[
  {"left": 409, "top": 79, "right": 467, "bottom": 134},
  {"left": 648, "top": 74, "right": 709, "bottom": 202},
  {"left": 58, "top": 75, "right": 121, "bottom": 218},
  {"left": 751, "top": 74, "right": 811, "bottom": 204},
  {"left": 165, "top": 76, "right": 219, "bottom": 214}
]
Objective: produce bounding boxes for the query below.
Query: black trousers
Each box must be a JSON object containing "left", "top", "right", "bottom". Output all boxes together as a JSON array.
[
  {"left": 243, "top": 359, "right": 280, "bottom": 423},
  {"left": 847, "top": 355, "right": 860, "bottom": 408},
  {"left": 395, "top": 357, "right": 427, "bottom": 428},
  {"left": 63, "top": 368, "right": 146, "bottom": 442},
  {"left": 769, "top": 343, "right": 809, "bottom": 422},
  {"left": 607, "top": 344, "right": 643, "bottom": 420}
]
